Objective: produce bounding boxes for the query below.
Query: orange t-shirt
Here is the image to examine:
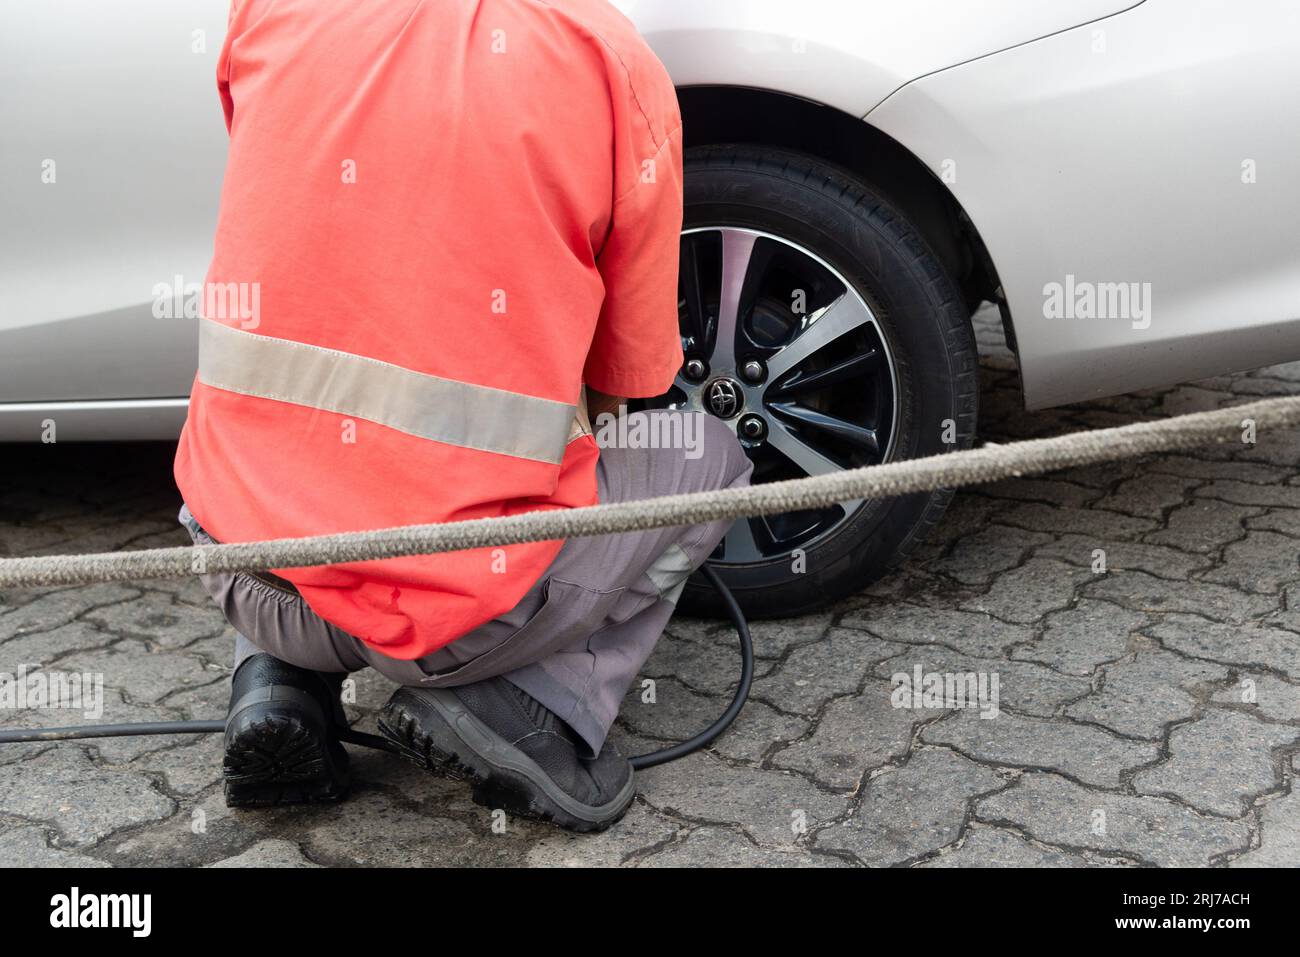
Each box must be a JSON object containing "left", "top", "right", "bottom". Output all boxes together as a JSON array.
[{"left": 174, "top": 0, "right": 684, "bottom": 660}]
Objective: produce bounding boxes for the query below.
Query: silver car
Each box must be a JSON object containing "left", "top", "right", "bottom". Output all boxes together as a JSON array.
[{"left": 3, "top": 0, "right": 1297, "bottom": 616}]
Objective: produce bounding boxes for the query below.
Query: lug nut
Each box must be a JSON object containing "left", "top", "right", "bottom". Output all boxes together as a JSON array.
[
  {"left": 684, "top": 358, "right": 707, "bottom": 381},
  {"left": 740, "top": 359, "right": 765, "bottom": 383},
  {"left": 738, "top": 414, "right": 766, "bottom": 441}
]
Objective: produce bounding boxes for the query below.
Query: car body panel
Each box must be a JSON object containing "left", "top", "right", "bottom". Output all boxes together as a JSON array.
[
  {"left": 867, "top": 0, "right": 1300, "bottom": 407},
  {"left": 0, "top": 0, "right": 227, "bottom": 410},
  {"left": 2, "top": 0, "right": 1298, "bottom": 436},
  {"left": 613, "top": 0, "right": 1144, "bottom": 115}
]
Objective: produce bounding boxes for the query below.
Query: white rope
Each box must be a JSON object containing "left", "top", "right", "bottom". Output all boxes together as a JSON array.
[{"left": 1, "top": 395, "right": 1295, "bottom": 589}]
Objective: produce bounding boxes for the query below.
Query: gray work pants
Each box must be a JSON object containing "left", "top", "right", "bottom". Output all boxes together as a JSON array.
[{"left": 181, "top": 411, "right": 752, "bottom": 755}]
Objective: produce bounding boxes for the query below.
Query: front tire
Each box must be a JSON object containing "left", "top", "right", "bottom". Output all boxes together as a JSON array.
[{"left": 666, "top": 146, "right": 979, "bottom": 618}]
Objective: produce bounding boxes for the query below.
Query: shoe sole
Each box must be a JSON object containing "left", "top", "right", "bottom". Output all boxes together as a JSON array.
[
  {"left": 378, "top": 689, "right": 634, "bottom": 833},
  {"left": 224, "top": 692, "right": 350, "bottom": 808}
]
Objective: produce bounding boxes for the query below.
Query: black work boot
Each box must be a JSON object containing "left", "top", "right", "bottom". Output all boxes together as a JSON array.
[
  {"left": 223, "top": 653, "right": 351, "bottom": 807},
  {"left": 378, "top": 678, "right": 634, "bottom": 832}
]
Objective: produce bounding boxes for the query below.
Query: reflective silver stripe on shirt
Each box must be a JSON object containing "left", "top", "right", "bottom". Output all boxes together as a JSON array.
[{"left": 198, "top": 319, "right": 577, "bottom": 465}]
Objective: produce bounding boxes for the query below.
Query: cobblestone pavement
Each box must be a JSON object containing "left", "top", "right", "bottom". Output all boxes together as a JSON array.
[{"left": 1, "top": 307, "right": 1297, "bottom": 867}]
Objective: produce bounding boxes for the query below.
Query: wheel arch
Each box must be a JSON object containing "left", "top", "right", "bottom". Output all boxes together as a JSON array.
[{"left": 677, "top": 85, "right": 1017, "bottom": 355}]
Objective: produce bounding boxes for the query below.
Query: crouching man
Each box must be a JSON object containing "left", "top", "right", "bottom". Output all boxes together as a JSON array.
[{"left": 175, "top": 0, "right": 751, "bottom": 831}]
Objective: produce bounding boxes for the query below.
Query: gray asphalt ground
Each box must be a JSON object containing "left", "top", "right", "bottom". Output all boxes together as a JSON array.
[{"left": 1, "top": 306, "right": 1297, "bottom": 867}]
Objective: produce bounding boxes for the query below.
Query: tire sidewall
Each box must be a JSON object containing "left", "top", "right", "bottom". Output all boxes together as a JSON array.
[{"left": 680, "top": 148, "right": 977, "bottom": 617}]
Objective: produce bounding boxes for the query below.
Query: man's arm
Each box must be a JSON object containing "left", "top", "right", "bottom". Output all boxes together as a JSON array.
[{"left": 585, "top": 386, "right": 626, "bottom": 421}]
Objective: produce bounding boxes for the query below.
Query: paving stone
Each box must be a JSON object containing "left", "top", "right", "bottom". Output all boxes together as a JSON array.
[
  {"left": 751, "top": 628, "right": 904, "bottom": 715},
  {"left": 1061, "top": 457, "right": 1153, "bottom": 489},
  {"left": 1143, "top": 615, "right": 1300, "bottom": 679},
  {"left": 918, "top": 496, "right": 1009, "bottom": 549},
  {"left": 0, "top": 619, "right": 120, "bottom": 666},
  {"left": 6, "top": 359, "right": 1300, "bottom": 867},
  {"left": 643, "top": 629, "right": 771, "bottom": 697},
  {"left": 85, "top": 591, "right": 226, "bottom": 649},
  {"left": 874, "top": 649, "right": 1089, "bottom": 718},
  {"left": 22, "top": 518, "right": 177, "bottom": 558},
  {"left": 1148, "top": 455, "right": 1292, "bottom": 484},
  {"left": 527, "top": 802, "right": 680, "bottom": 867},
  {"left": 1084, "top": 570, "right": 1276, "bottom": 624},
  {"left": 931, "top": 525, "right": 1053, "bottom": 585},
  {"left": 1070, "top": 410, "right": 1154, "bottom": 431},
  {"left": 1264, "top": 585, "right": 1300, "bottom": 634},
  {"left": 1229, "top": 788, "right": 1300, "bottom": 867},
  {"left": 55, "top": 639, "right": 226, "bottom": 705},
  {"left": 1145, "top": 499, "right": 1261, "bottom": 553},
  {"left": 1013, "top": 600, "right": 1146, "bottom": 675},
  {"left": 1200, "top": 529, "right": 1300, "bottom": 594},
  {"left": 922, "top": 710, "right": 1159, "bottom": 787},
  {"left": 133, "top": 735, "right": 225, "bottom": 797},
  {"left": 814, "top": 749, "right": 1004, "bottom": 865},
  {"left": 0, "top": 825, "right": 111, "bottom": 867},
  {"left": 769, "top": 679, "right": 928, "bottom": 789},
  {"left": 1133, "top": 710, "right": 1299, "bottom": 816},
  {"left": 0, "top": 748, "right": 174, "bottom": 846},
  {"left": 1157, "top": 386, "right": 1232, "bottom": 416},
  {"left": 920, "top": 824, "right": 1108, "bottom": 867},
  {"left": 638, "top": 753, "right": 846, "bottom": 847},
  {"left": 620, "top": 676, "right": 806, "bottom": 763},
  {"left": 104, "top": 790, "right": 283, "bottom": 867},
  {"left": 841, "top": 603, "right": 1035, "bottom": 658},
  {"left": 1034, "top": 535, "right": 1212, "bottom": 580},
  {"left": 960, "top": 559, "right": 1094, "bottom": 625},
  {"left": 298, "top": 788, "right": 483, "bottom": 866},
  {"left": 743, "top": 614, "right": 836, "bottom": 659},
  {"left": 1064, "top": 645, "right": 1227, "bottom": 738},
  {"left": 1209, "top": 673, "right": 1300, "bottom": 722},
  {"left": 0, "top": 688, "right": 193, "bottom": 766},
  {"left": 640, "top": 825, "right": 845, "bottom": 867},
  {"left": 208, "top": 839, "right": 320, "bottom": 868},
  {"left": 976, "top": 772, "right": 1249, "bottom": 867},
  {"left": 706, "top": 698, "right": 810, "bottom": 764},
  {"left": 997, "top": 503, "right": 1158, "bottom": 540},
  {"left": 0, "top": 523, "right": 92, "bottom": 557},
  {"left": 1249, "top": 509, "right": 1300, "bottom": 537},
  {"left": 0, "top": 584, "right": 140, "bottom": 641},
  {"left": 1090, "top": 474, "right": 1199, "bottom": 519},
  {"left": 1251, "top": 360, "right": 1300, "bottom": 384},
  {"left": 975, "top": 478, "right": 1101, "bottom": 509},
  {"left": 1238, "top": 378, "right": 1300, "bottom": 396},
  {"left": 161, "top": 674, "right": 232, "bottom": 719},
  {"left": 1236, "top": 427, "right": 1300, "bottom": 468}
]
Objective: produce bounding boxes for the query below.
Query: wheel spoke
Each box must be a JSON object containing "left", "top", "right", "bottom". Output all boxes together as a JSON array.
[
  {"left": 769, "top": 402, "right": 880, "bottom": 455},
  {"left": 766, "top": 288, "right": 874, "bottom": 381},
  {"left": 679, "top": 235, "right": 710, "bottom": 351},
  {"left": 765, "top": 348, "right": 881, "bottom": 399},
  {"left": 710, "top": 229, "right": 758, "bottom": 371},
  {"left": 722, "top": 515, "right": 766, "bottom": 563},
  {"left": 766, "top": 417, "right": 863, "bottom": 511}
]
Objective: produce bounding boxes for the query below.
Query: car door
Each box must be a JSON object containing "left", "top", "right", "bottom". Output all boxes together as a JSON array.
[{"left": 0, "top": 0, "right": 229, "bottom": 432}]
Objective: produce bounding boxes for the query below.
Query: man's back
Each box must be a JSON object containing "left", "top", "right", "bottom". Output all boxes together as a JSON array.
[{"left": 176, "top": 0, "right": 684, "bottom": 659}]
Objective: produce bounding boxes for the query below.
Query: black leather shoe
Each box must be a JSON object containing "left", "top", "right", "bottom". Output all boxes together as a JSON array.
[
  {"left": 378, "top": 678, "right": 634, "bottom": 832},
  {"left": 223, "top": 653, "right": 351, "bottom": 807}
]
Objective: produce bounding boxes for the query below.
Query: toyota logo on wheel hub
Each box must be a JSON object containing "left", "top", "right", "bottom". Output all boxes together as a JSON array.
[{"left": 704, "top": 377, "right": 743, "bottom": 419}]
